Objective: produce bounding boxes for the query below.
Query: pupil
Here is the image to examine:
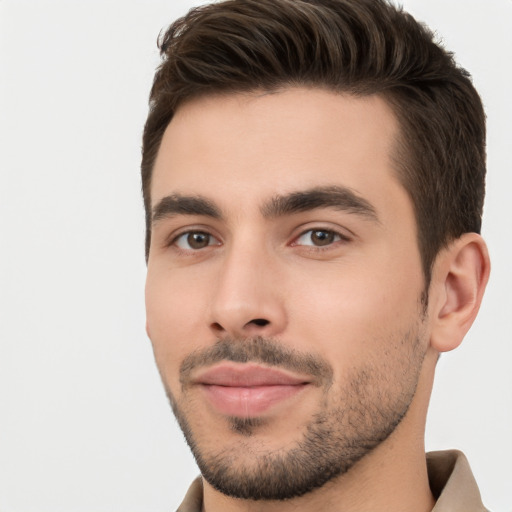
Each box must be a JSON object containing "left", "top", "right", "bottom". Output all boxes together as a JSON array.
[
  {"left": 312, "top": 230, "right": 333, "bottom": 246},
  {"left": 188, "top": 232, "right": 209, "bottom": 249}
]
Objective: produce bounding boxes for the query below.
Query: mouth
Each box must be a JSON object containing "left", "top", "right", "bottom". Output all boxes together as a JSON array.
[{"left": 193, "top": 363, "right": 312, "bottom": 418}]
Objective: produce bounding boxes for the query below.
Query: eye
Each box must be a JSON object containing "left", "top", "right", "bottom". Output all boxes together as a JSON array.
[
  {"left": 294, "top": 229, "right": 347, "bottom": 247},
  {"left": 173, "top": 231, "right": 220, "bottom": 250}
]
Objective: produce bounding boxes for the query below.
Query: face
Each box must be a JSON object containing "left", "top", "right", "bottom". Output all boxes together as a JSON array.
[{"left": 145, "top": 88, "right": 429, "bottom": 500}]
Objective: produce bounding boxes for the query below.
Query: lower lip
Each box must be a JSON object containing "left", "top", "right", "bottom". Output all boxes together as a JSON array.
[{"left": 201, "top": 384, "right": 308, "bottom": 417}]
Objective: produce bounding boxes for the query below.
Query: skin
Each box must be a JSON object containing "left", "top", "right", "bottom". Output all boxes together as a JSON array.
[{"left": 145, "top": 88, "right": 489, "bottom": 511}]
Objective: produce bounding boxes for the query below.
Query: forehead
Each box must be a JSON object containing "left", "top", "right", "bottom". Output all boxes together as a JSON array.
[{"left": 151, "top": 88, "right": 407, "bottom": 219}]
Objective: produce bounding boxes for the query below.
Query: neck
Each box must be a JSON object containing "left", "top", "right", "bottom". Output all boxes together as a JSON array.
[{"left": 202, "top": 350, "right": 438, "bottom": 512}]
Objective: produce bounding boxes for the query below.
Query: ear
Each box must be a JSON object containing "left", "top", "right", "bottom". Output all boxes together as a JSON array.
[{"left": 429, "top": 233, "right": 490, "bottom": 353}]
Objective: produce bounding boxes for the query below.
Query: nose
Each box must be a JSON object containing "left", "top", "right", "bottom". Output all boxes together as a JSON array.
[{"left": 207, "top": 240, "right": 287, "bottom": 339}]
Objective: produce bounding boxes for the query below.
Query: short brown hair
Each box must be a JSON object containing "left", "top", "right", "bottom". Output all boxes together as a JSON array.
[{"left": 141, "top": 0, "right": 486, "bottom": 286}]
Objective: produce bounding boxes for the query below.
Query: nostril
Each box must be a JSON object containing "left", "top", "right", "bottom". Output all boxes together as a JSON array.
[
  {"left": 210, "top": 318, "right": 271, "bottom": 335},
  {"left": 250, "top": 318, "right": 270, "bottom": 327}
]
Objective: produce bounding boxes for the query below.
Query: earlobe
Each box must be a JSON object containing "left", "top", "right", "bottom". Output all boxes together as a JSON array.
[{"left": 429, "top": 233, "right": 490, "bottom": 353}]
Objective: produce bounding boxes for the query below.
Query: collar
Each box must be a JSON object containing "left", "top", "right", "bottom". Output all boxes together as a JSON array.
[{"left": 428, "top": 450, "right": 487, "bottom": 511}]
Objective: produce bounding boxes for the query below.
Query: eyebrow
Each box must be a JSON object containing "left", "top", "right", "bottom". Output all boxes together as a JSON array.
[
  {"left": 261, "top": 186, "right": 379, "bottom": 222},
  {"left": 151, "top": 185, "right": 378, "bottom": 224},
  {"left": 152, "top": 194, "right": 222, "bottom": 223}
]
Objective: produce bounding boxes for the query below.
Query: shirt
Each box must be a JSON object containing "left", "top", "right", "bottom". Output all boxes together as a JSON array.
[{"left": 176, "top": 450, "right": 488, "bottom": 512}]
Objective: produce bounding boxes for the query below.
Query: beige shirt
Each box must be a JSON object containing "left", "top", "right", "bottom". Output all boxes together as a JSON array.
[{"left": 176, "top": 450, "right": 488, "bottom": 512}]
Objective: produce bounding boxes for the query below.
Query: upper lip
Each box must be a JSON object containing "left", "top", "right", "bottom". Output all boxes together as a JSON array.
[{"left": 193, "top": 363, "right": 311, "bottom": 387}]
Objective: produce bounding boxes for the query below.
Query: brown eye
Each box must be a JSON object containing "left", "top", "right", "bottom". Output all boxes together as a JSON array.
[
  {"left": 310, "top": 230, "right": 336, "bottom": 246},
  {"left": 295, "top": 229, "right": 342, "bottom": 247},
  {"left": 174, "top": 231, "right": 218, "bottom": 250},
  {"left": 187, "top": 232, "right": 210, "bottom": 249}
]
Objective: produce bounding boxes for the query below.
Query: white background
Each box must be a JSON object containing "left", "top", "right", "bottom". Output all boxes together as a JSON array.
[{"left": 0, "top": 1, "right": 510, "bottom": 511}]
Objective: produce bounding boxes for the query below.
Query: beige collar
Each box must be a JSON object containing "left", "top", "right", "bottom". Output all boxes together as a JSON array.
[{"left": 428, "top": 450, "right": 487, "bottom": 512}]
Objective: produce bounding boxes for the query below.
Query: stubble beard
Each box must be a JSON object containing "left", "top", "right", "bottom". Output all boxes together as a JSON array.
[{"left": 164, "top": 329, "right": 426, "bottom": 501}]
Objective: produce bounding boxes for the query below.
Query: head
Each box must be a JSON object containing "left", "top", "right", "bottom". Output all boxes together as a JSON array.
[{"left": 142, "top": 0, "right": 489, "bottom": 503}]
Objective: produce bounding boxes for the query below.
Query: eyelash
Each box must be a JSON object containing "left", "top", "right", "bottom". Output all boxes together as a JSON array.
[{"left": 168, "top": 227, "right": 350, "bottom": 252}]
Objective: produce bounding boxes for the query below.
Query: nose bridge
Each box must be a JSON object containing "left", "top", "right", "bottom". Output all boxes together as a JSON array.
[{"left": 208, "top": 230, "right": 286, "bottom": 337}]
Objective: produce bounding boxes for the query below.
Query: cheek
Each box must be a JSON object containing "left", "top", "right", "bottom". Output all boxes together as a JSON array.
[
  {"left": 145, "top": 267, "right": 209, "bottom": 386},
  {"left": 289, "top": 255, "right": 423, "bottom": 364}
]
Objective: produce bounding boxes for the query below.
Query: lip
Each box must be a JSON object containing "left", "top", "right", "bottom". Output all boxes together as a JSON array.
[{"left": 194, "top": 363, "right": 311, "bottom": 417}]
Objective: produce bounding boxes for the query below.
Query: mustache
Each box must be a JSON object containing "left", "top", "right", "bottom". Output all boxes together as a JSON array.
[{"left": 179, "top": 337, "right": 333, "bottom": 388}]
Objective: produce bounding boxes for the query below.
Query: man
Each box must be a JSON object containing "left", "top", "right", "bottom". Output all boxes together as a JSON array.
[{"left": 142, "top": 0, "right": 490, "bottom": 510}]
